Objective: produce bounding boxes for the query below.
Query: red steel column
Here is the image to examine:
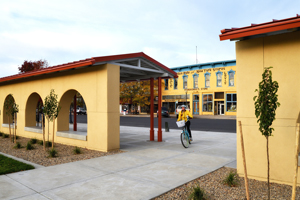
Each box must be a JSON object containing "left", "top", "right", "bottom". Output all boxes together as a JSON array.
[
  {"left": 73, "top": 95, "right": 77, "bottom": 131},
  {"left": 157, "top": 77, "right": 162, "bottom": 142},
  {"left": 150, "top": 78, "right": 154, "bottom": 141}
]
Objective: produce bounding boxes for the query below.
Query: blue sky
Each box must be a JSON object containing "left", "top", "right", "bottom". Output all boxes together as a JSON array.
[{"left": 0, "top": 0, "right": 299, "bottom": 77}]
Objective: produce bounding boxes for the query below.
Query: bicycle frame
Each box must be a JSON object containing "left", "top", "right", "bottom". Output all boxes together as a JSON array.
[{"left": 182, "top": 126, "right": 190, "bottom": 140}]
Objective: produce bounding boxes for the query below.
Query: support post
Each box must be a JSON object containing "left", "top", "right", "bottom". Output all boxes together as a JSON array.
[
  {"left": 239, "top": 121, "right": 250, "bottom": 200},
  {"left": 150, "top": 78, "right": 154, "bottom": 141},
  {"left": 292, "top": 123, "right": 300, "bottom": 200},
  {"left": 157, "top": 77, "right": 162, "bottom": 142},
  {"left": 73, "top": 95, "right": 77, "bottom": 131}
]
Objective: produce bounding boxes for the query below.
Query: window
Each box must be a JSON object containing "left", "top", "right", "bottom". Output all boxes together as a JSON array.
[
  {"left": 226, "top": 93, "right": 237, "bottom": 112},
  {"left": 174, "top": 78, "right": 178, "bottom": 90},
  {"left": 183, "top": 75, "right": 188, "bottom": 89},
  {"left": 165, "top": 79, "right": 169, "bottom": 90},
  {"left": 228, "top": 70, "right": 235, "bottom": 86},
  {"left": 204, "top": 72, "right": 210, "bottom": 88},
  {"left": 203, "top": 94, "right": 213, "bottom": 112},
  {"left": 216, "top": 71, "right": 223, "bottom": 87},
  {"left": 193, "top": 73, "right": 199, "bottom": 89}
]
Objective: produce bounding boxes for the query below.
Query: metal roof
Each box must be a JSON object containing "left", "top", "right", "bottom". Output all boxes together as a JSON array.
[
  {"left": 171, "top": 60, "right": 236, "bottom": 72},
  {"left": 0, "top": 52, "right": 177, "bottom": 84},
  {"left": 220, "top": 14, "right": 300, "bottom": 41}
]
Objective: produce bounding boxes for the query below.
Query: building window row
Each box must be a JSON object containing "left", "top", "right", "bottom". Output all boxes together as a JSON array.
[{"left": 165, "top": 70, "right": 235, "bottom": 90}]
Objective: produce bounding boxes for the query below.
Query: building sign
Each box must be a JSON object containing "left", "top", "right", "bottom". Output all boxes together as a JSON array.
[{"left": 177, "top": 67, "right": 226, "bottom": 76}]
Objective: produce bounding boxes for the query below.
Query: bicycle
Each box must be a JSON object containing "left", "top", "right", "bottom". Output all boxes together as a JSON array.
[{"left": 176, "top": 116, "right": 191, "bottom": 148}]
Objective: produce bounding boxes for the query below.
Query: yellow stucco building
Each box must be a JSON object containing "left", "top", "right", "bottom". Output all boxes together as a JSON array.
[
  {"left": 0, "top": 53, "right": 176, "bottom": 151},
  {"left": 162, "top": 60, "right": 237, "bottom": 116},
  {"left": 220, "top": 15, "right": 300, "bottom": 185}
]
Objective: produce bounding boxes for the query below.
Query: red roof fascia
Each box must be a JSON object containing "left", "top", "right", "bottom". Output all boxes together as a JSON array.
[
  {"left": 0, "top": 52, "right": 177, "bottom": 84},
  {"left": 220, "top": 14, "right": 300, "bottom": 41},
  {"left": 0, "top": 59, "right": 95, "bottom": 83},
  {"left": 93, "top": 52, "right": 177, "bottom": 76}
]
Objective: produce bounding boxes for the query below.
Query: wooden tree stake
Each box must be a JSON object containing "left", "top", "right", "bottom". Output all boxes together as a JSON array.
[
  {"left": 239, "top": 121, "right": 250, "bottom": 200},
  {"left": 42, "top": 114, "right": 45, "bottom": 151},
  {"left": 292, "top": 123, "right": 300, "bottom": 200}
]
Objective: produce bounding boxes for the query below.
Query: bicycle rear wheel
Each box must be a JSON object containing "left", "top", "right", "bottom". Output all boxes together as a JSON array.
[{"left": 180, "top": 132, "right": 189, "bottom": 148}]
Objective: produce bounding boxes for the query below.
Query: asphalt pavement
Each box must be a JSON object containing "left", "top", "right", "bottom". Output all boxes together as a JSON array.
[{"left": 75, "top": 114, "right": 236, "bottom": 133}]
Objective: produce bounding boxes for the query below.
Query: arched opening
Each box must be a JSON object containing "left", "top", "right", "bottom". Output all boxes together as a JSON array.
[
  {"left": 24, "top": 92, "right": 44, "bottom": 133},
  {"left": 2, "top": 94, "right": 16, "bottom": 125},
  {"left": 57, "top": 90, "right": 87, "bottom": 141}
]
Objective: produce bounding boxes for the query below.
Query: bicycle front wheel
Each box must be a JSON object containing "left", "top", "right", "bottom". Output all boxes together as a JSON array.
[{"left": 180, "top": 132, "right": 189, "bottom": 148}]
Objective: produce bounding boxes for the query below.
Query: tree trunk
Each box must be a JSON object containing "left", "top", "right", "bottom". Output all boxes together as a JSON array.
[
  {"left": 14, "top": 113, "right": 17, "bottom": 144},
  {"left": 47, "top": 117, "right": 50, "bottom": 145},
  {"left": 42, "top": 114, "right": 45, "bottom": 151},
  {"left": 267, "top": 136, "right": 270, "bottom": 200},
  {"left": 52, "top": 119, "right": 55, "bottom": 149},
  {"left": 8, "top": 117, "right": 11, "bottom": 142}
]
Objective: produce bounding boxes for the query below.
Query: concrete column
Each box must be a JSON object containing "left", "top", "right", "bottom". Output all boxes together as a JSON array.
[
  {"left": 157, "top": 77, "right": 162, "bottom": 142},
  {"left": 150, "top": 78, "right": 154, "bottom": 141}
]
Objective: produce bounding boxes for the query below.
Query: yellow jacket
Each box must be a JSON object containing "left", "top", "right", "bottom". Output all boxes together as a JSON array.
[{"left": 177, "top": 110, "right": 193, "bottom": 122}]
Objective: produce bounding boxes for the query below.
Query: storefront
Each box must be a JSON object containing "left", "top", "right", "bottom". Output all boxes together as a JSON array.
[{"left": 162, "top": 60, "right": 237, "bottom": 116}]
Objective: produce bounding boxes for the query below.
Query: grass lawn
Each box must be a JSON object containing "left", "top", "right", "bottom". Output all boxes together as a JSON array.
[{"left": 0, "top": 154, "right": 35, "bottom": 175}]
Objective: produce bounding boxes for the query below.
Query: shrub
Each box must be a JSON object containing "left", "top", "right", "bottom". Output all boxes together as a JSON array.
[
  {"left": 38, "top": 140, "right": 43, "bottom": 145},
  {"left": 0, "top": 131, "right": 3, "bottom": 136},
  {"left": 30, "top": 138, "right": 38, "bottom": 144},
  {"left": 45, "top": 141, "right": 52, "bottom": 147},
  {"left": 2, "top": 133, "right": 9, "bottom": 138},
  {"left": 48, "top": 148, "right": 58, "bottom": 158},
  {"left": 13, "top": 142, "right": 22, "bottom": 149},
  {"left": 73, "top": 146, "right": 81, "bottom": 154},
  {"left": 223, "top": 170, "right": 239, "bottom": 187},
  {"left": 26, "top": 142, "right": 34, "bottom": 150},
  {"left": 189, "top": 186, "right": 207, "bottom": 200}
]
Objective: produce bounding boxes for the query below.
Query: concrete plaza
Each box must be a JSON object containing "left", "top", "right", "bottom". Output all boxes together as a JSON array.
[{"left": 0, "top": 125, "right": 236, "bottom": 200}]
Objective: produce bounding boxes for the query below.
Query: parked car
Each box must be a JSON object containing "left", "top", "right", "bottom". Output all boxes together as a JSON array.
[
  {"left": 157, "top": 107, "right": 169, "bottom": 117},
  {"left": 175, "top": 105, "right": 190, "bottom": 118},
  {"left": 76, "top": 107, "right": 86, "bottom": 115}
]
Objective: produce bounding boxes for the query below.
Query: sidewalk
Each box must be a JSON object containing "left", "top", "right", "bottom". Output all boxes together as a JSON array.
[
  {"left": 1, "top": 126, "right": 236, "bottom": 200},
  {"left": 121, "top": 113, "right": 236, "bottom": 119}
]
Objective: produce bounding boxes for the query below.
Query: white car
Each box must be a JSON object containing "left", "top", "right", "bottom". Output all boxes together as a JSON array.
[
  {"left": 76, "top": 107, "right": 86, "bottom": 115},
  {"left": 176, "top": 105, "right": 190, "bottom": 118}
]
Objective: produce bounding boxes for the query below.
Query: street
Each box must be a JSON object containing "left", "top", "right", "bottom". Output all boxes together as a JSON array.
[{"left": 76, "top": 115, "right": 236, "bottom": 133}]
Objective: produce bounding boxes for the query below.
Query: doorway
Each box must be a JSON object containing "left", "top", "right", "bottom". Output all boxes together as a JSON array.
[
  {"left": 219, "top": 103, "right": 225, "bottom": 115},
  {"left": 215, "top": 101, "right": 224, "bottom": 115},
  {"left": 193, "top": 94, "right": 199, "bottom": 115}
]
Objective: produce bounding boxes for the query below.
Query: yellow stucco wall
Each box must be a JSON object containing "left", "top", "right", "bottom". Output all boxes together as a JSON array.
[
  {"left": 0, "top": 63, "right": 120, "bottom": 152},
  {"left": 236, "top": 31, "right": 300, "bottom": 185},
  {"left": 162, "top": 66, "right": 237, "bottom": 115}
]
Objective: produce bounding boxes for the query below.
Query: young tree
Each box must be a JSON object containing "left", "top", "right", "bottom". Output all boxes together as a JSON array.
[
  {"left": 18, "top": 59, "right": 49, "bottom": 73},
  {"left": 43, "top": 89, "right": 60, "bottom": 149},
  {"left": 253, "top": 67, "right": 280, "bottom": 200},
  {"left": 4, "top": 94, "right": 19, "bottom": 143}
]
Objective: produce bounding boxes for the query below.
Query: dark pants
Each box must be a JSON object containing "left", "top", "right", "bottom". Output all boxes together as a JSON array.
[{"left": 185, "top": 121, "right": 192, "bottom": 138}]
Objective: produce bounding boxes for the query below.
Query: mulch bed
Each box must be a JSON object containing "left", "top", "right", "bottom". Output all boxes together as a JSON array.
[
  {"left": 0, "top": 135, "right": 123, "bottom": 167},
  {"left": 154, "top": 167, "right": 300, "bottom": 200}
]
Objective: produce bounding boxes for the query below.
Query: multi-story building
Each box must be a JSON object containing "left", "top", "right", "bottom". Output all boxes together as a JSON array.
[{"left": 162, "top": 60, "right": 236, "bottom": 116}]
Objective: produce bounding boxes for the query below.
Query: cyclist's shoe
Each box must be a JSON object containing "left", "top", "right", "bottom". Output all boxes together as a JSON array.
[{"left": 190, "top": 138, "right": 193, "bottom": 142}]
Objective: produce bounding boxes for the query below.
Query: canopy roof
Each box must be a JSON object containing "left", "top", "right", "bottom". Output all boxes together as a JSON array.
[
  {"left": 0, "top": 52, "right": 177, "bottom": 84},
  {"left": 220, "top": 14, "right": 300, "bottom": 41}
]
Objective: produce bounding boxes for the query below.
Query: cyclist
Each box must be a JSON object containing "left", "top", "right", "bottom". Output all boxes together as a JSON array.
[{"left": 177, "top": 105, "right": 193, "bottom": 141}]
